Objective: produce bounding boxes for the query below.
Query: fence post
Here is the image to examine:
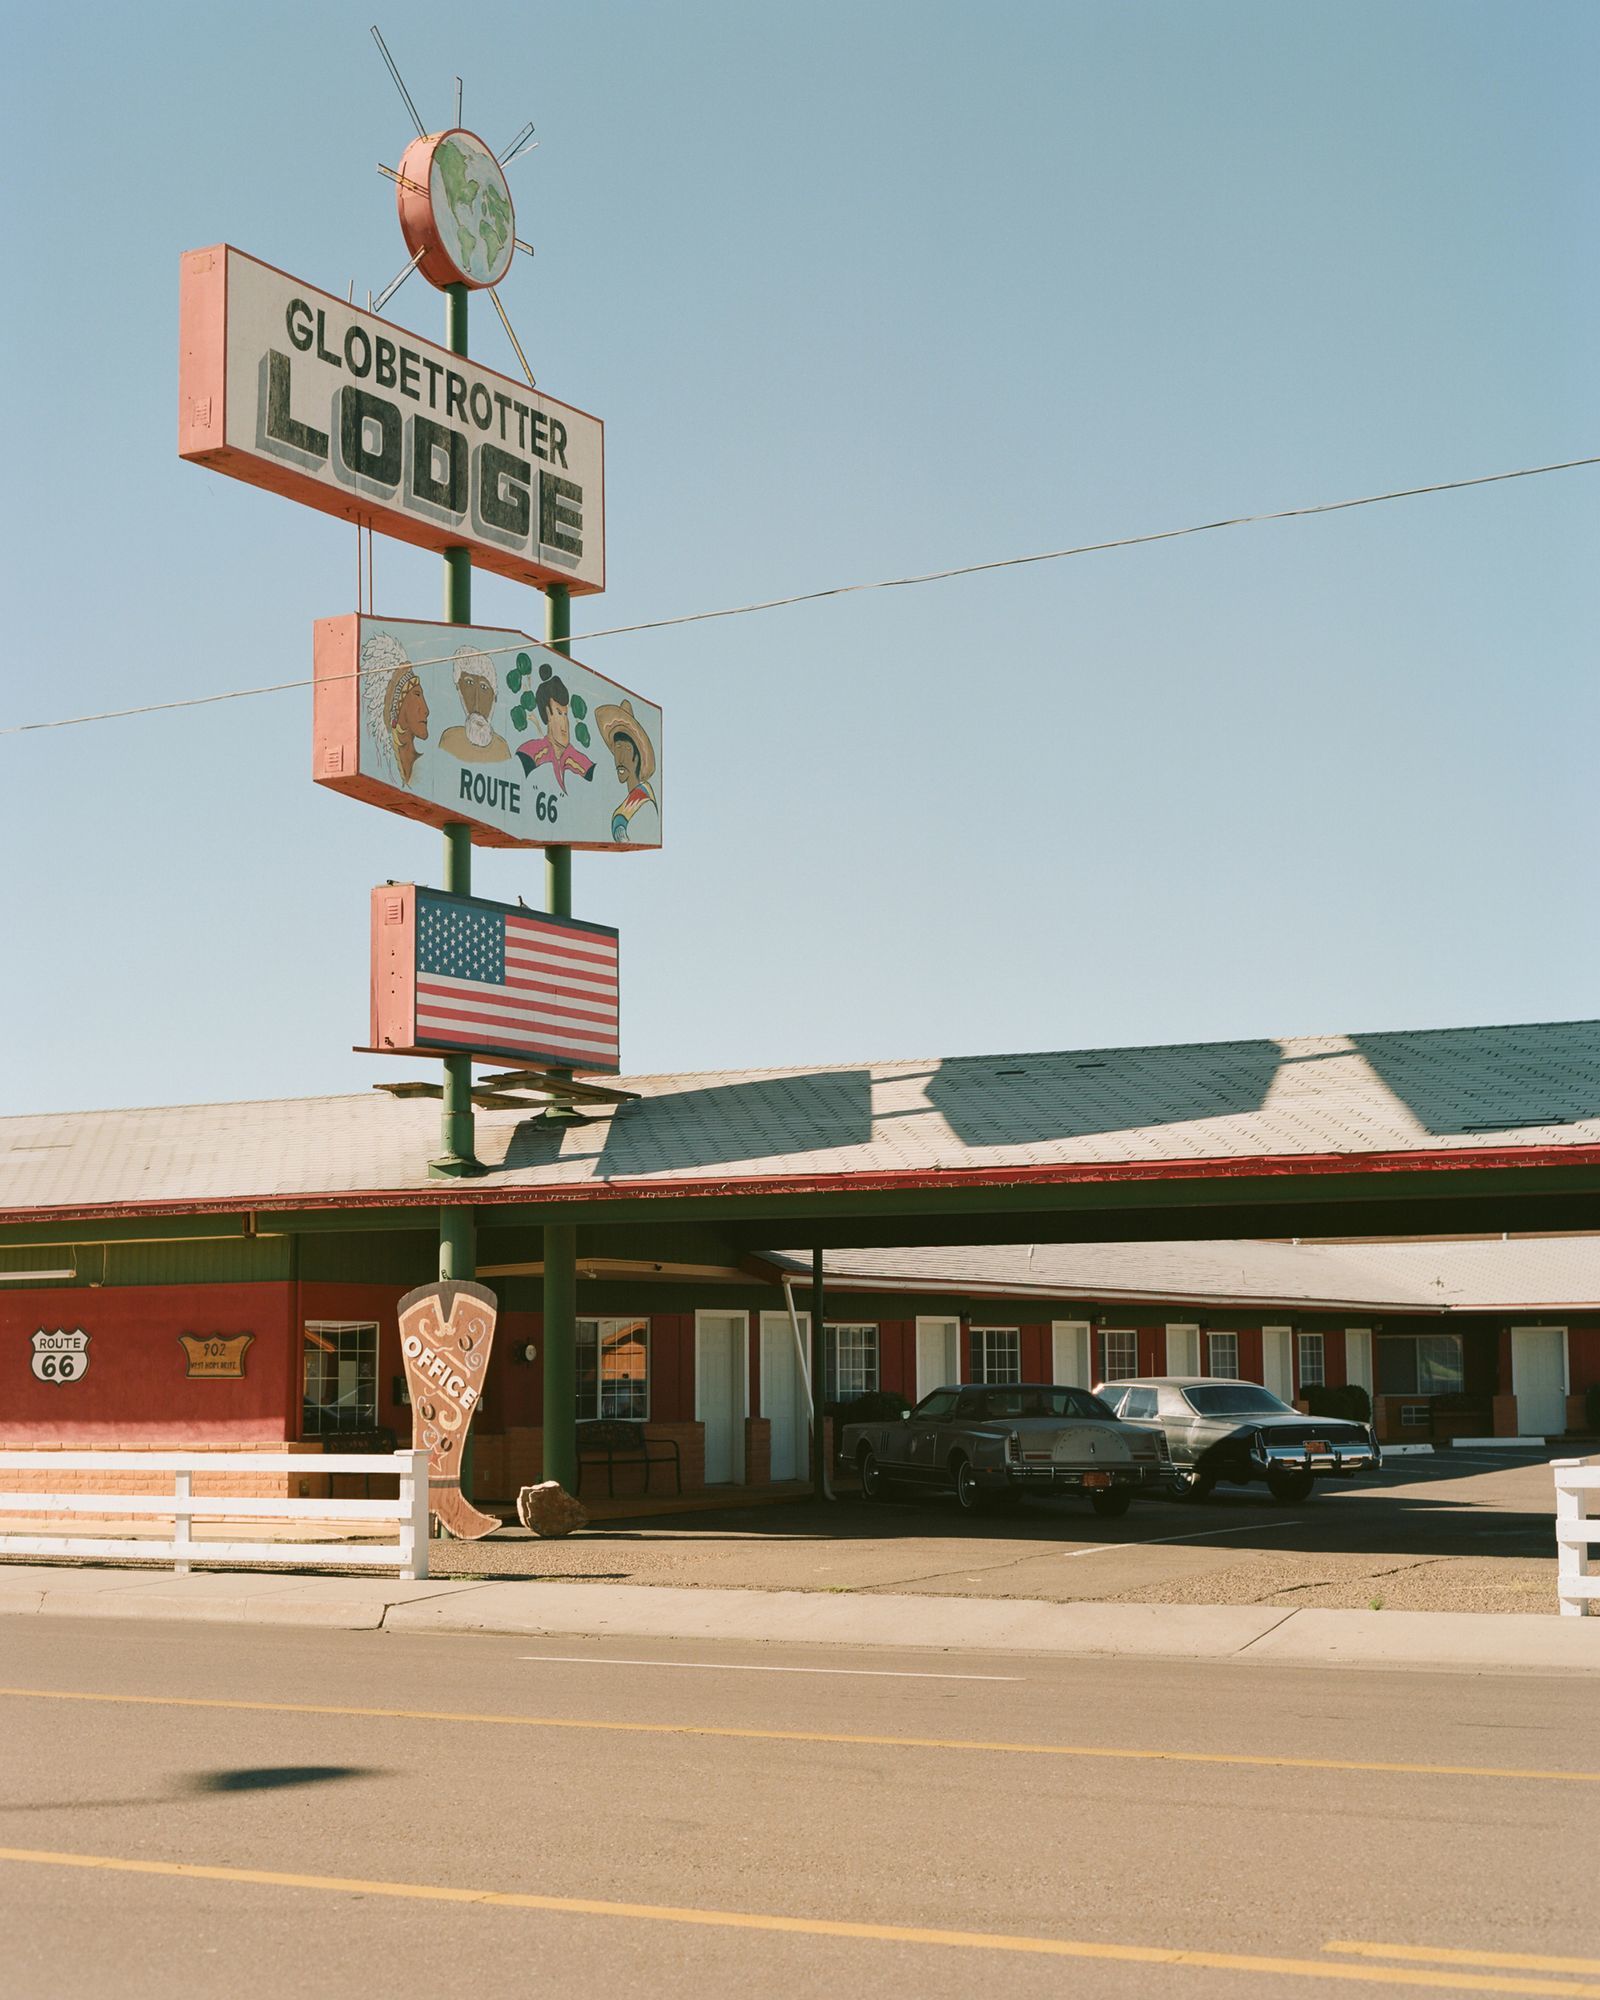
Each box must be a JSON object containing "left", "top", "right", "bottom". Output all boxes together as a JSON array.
[
  {"left": 1552, "top": 1459, "right": 1588, "bottom": 1617},
  {"left": 400, "top": 1450, "right": 430, "bottom": 1581},
  {"left": 173, "top": 1468, "right": 192, "bottom": 1577}
]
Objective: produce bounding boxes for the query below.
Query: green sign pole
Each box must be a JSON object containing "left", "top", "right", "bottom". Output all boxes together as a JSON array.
[
  {"left": 433, "top": 282, "right": 481, "bottom": 1186},
  {"left": 811, "top": 1245, "right": 828, "bottom": 1496},
  {"left": 436, "top": 280, "right": 480, "bottom": 1510},
  {"left": 541, "top": 579, "right": 578, "bottom": 1493}
]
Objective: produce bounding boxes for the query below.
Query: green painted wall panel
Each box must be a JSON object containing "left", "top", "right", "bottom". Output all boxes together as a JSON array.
[
  {"left": 0, "top": 1236, "right": 290, "bottom": 1288},
  {"left": 295, "top": 1232, "right": 438, "bottom": 1285}
]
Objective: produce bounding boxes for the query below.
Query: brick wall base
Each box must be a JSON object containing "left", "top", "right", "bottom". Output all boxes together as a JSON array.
[
  {"left": 743, "top": 1418, "right": 771, "bottom": 1490},
  {"left": 0, "top": 1442, "right": 324, "bottom": 1518}
]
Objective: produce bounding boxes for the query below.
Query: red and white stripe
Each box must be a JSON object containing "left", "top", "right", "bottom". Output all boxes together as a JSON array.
[{"left": 417, "top": 914, "right": 619, "bottom": 1069}]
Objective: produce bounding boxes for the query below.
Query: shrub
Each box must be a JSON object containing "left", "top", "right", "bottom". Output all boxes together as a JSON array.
[
  {"left": 835, "top": 1390, "right": 912, "bottom": 1426},
  {"left": 826, "top": 1390, "right": 912, "bottom": 1468},
  {"left": 1303, "top": 1383, "right": 1372, "bottom": 1424}
]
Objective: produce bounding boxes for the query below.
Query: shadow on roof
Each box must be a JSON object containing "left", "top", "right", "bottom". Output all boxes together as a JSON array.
[
  {"left": 926, "top": 1041, "right": 1284, "bottom": 1148},
  {"left": 594, "top": 1069, "right": 875, "bottom": 1176},
  {"left": 1350, "top": 1023, "right": 1600, "bottom": 1139}
]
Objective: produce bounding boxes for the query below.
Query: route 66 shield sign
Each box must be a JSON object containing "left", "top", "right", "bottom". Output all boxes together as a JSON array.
[{"left": 31, "top": 1329, "right": 90, "bottom": 1385}]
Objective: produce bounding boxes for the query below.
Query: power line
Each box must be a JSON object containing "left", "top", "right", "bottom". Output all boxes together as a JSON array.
[{"left": 4, "top": 453, "right": 1595, "bottom": 739}]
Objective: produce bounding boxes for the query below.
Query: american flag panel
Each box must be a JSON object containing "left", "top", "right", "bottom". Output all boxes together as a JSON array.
[{"left": 371, "top": 885, "right": 620, "bottom": 1074}]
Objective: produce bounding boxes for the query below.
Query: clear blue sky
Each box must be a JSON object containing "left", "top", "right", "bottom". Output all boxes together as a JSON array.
[{"left": 4, "top": 0, "right": 1595, "bottom": 1115}]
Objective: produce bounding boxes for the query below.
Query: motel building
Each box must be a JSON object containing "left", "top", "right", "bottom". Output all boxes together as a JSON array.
[{"left": 3, "top": 1022, "right": 1599, "bottom": 1510}]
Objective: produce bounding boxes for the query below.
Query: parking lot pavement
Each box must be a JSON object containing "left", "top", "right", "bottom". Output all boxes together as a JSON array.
[{"left": 425, "top": 1447, "right": 1566, "bottom": 1614}]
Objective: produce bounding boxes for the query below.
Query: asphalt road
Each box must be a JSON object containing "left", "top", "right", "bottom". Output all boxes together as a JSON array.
[
  {"left": 428, "top": 1447, "right": 1566, "bottom": 1614},
  {"left": 0, "top": 1617, "right": 1595, "bottom": 1999}
]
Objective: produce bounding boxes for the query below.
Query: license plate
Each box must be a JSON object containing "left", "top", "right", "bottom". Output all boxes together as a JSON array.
[
  {"left": 1082, "top": 1471, "right": 1112, "bottom": 1489},
  {"left": 1305, "top": 1441, "right": 1330, "bottom": 1455}
]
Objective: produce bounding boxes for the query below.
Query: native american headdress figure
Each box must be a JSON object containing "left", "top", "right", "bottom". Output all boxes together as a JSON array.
[{"left": 361, "top": 630, "right": 425, "bottom": 785}]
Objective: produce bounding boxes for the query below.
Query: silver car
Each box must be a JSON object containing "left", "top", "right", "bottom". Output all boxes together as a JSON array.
[{"left": 843, "top": 1382, "right": 1170, "bottom": 1518}]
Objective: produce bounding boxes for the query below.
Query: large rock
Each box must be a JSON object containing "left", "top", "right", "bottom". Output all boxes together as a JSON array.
[{"left": 516, "top": 1482, "right": 589, "bottom": 1538}]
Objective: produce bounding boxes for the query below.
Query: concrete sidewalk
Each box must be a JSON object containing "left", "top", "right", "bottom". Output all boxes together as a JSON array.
[{"left": 1, "top": 1562, "right": 1596, "bottom": 1671}]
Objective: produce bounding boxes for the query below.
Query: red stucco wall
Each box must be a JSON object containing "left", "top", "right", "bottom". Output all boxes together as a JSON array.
[
  {"left": 0, "top": 1282, "right": 295, "bottom": 1445},
  {"left": 1569, "top": 1322, "right": 1600, "bottom": 1400}
]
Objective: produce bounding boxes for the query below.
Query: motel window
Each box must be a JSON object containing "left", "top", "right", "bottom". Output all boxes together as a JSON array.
[
  {"left": 826, "top": 1324, "right": 880, "bottom": 1400},
  {"left": 1207, "top": 1332, "right": 1240, "bottom": 1379},
  {"left": 302, "top": 1322, "right": 378, "bottom": 1437},
  {"left": 1099, "top": 1329, "right": 1138, "bottom": 1383},
  {"left": 1298, "top": 1332, "right": 1326, "bottom": 1389},
  {"left": 576, "top": 1318, "right": 650, "bottom": 1421},
  {"left": 971, "top": 1328, "right": 1022, "bottom": 1385},
  {"left": 1376, "top": 1334, "right": 1464, "bottom": 1398}
]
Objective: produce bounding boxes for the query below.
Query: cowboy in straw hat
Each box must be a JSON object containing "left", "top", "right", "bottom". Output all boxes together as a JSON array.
[{"left": 595, "top": 698, "right": 659, "bottom": 844}]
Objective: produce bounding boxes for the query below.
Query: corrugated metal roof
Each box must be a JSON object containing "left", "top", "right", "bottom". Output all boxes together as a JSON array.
[
  {"left": 762, "top": 1236, "right": 1600, "bottom": 1312},
  {"left": 3, "top": 1018, "right": 1600, "bottom": 1219}
]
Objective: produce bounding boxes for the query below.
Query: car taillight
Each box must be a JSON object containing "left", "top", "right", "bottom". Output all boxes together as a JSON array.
[{"left": 1006, "top": 1430, "right": 1022, "bottom": 1463}]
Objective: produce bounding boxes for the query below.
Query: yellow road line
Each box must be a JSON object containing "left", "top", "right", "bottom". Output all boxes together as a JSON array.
[
  {"left": 0, "top": 1685, "right": 1592, "bottom": 1786},
  {"left": 0, "top": 1847, "right": 1596, "bottom": 1997},
  {"left": 1329, "top": 1944, "right": 1600, "bottom": 1978}
]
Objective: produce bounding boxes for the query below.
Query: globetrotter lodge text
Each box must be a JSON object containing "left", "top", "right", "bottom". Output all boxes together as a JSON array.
[
  {"left": 178, "top": 246, "right": 605, "bottom": 593},
  {"left": 268, "top": 298, "right": 585, "bottom": 565}
]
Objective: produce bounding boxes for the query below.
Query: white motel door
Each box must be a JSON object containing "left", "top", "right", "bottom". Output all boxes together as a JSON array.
[
  {"left": 1052, "top": 1322, "right": 1091, "bottom": 1388},
  {"left": 1511, "top": 1328, "right": 1567, "bottom": 1438},
  {"left": 697, "top": 1312, "right": 745, "bottom": 1484},
  {"left": 1263, "top": 1327, "right": 1294, "bottom": 1402},
  {"left": 760, "top": 1311, "right": 806, "bottom": 1482},
  {"left": 916, "top": 1317, "right": 961, "bottom": 1400},
  {"left": 1164, "top": 1325, "right": 1200, "bottom": 1377}
]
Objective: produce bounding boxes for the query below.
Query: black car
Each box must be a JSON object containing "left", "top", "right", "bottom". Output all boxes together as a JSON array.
[{"left": 1095, "top": 1376, "right": 1380, "bottom": 1502}]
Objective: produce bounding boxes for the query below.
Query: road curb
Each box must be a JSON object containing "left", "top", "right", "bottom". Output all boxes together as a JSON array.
[
  {"left": 382, "top": 1585, "right": 1299, "bottom": 1659},
  {"left": 1, "top": 1566, "right": 1596, "bottom": 1670}
]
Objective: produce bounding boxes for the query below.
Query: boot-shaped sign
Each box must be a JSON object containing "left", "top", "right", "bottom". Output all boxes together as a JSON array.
[{"left": 397, "top": 1279, "right": 500, "bottom": 1539}]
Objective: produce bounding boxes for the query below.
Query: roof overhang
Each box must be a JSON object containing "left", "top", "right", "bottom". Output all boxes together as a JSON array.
[{"left": 5, "top": 1145, "right": 1600, "bottom": 1251}]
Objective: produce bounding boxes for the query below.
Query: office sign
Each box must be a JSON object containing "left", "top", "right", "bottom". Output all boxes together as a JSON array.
[
  {"left": 315, "top": 615, "right": 661, "bottom": 850},
  {"left": 372, "top": 885, "right": 621, "bottom": 1074},
  {"left": 397, "top": 1280, "right": 500, "bottom": 1540},
  {"left": 178, "top": 246, "right": 605, "bottom": 594}
]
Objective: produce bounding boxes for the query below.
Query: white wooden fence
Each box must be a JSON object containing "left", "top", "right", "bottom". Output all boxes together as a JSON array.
[
  {"left": 0, "top": 1450, "right": 431, "bottom": 1580},
  {"left": 1553, "top": 1457, "right": 1600, "bottom": 1616}
]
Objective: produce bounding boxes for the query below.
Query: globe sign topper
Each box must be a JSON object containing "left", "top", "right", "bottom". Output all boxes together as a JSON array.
[{"left": 397, "top": 129, "right": 516, "bottom": 290}]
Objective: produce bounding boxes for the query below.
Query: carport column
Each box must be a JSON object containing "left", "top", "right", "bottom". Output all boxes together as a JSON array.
[
  {"left": 543, "top": 1222, "right": 578, "bottom": 1491},
  {"left": 811, "top": 1246, "right": 829, "bottom": 1496}
]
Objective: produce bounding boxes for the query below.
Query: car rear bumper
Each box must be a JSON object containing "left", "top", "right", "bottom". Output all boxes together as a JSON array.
[
  {"left": 1250, "top": 1441, "right": 1381, "bottom": 1476},
  {"left": 991, "top": 1463, "right": 1167, "bottom": 1490}
]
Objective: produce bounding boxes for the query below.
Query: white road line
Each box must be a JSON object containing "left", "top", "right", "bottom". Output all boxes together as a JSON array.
[
  {"left": 516, "top": 1655, "right": 1021, "bottom": 1681},
  {"left": 1067, "top": 1519, "right": 1304, "bottom": 1556}
]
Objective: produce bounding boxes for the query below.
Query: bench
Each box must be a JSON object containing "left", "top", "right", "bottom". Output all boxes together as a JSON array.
[
  {"left": 320, "top": 1426, "right": 399, "bottom": 1498},
  {"left": 575, "top": 1420, "right": 682, "bottom": 1498}
]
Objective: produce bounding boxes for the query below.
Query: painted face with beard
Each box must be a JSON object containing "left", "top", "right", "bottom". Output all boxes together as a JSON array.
[{"left": 458, "top": 668, "right": 495, "bottom": 747}]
